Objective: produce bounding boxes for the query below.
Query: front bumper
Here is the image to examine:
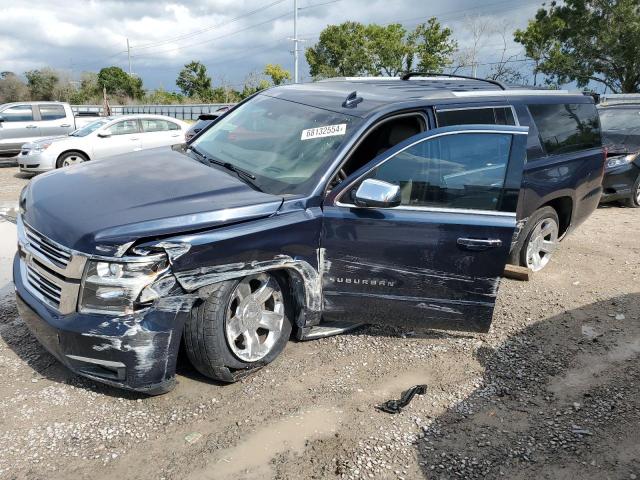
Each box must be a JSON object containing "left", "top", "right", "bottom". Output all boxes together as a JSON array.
[
  {"left": 13, "top": 253, "right": 186, "bottom": 394},
  {"left": 17, "top": 150, "right": 55, "bottom": 173},
  {"left": 601, "top": 162, "right": 640, "bottom": 203}
]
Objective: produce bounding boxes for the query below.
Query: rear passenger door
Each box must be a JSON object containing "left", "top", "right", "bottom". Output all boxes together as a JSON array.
[
  {"left": 321, "top": 125, "right": 528, "bottom": 332},
  {"left": 0, "top": 105, "right": 40, "bottom": 150},
  {"left": 140, "top": 118, "right": 184, "bottom": 149},
  {"left": 37, "top": 104, "right": 73, "bottom": 137},
  {"left": 92, "top": 119, "right": 142, "bottom": 159}
]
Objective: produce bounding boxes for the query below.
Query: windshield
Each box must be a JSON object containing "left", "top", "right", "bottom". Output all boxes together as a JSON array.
[
  {"left": 599, "top": 108, "right": 640, "bottom": 132},
  {"left": 192, "top": 94, "right": 360, "bottom": 195},
  {"left": 71, "top": 119, "right": 109, "bottom": 137}
]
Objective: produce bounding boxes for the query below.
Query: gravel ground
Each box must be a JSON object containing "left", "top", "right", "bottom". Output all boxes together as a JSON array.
[{"left": 0, "top": 166, "right": 638, "bottom": 480}]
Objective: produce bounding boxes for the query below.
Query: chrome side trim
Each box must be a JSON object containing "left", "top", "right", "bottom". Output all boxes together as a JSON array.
[
  {"left": 452, "top": 89, "right": 570, "bottom": 97},
  {"left": 334, "top": 202, "right": 517, "bottom": 217}
]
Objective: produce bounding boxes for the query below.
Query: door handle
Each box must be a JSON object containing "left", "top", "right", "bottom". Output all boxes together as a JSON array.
[
  {"left": 171, "top": 133, "right": 180, "bottom": 137},
  {"left": 457, "top": 238, "right": 503, "bottom": 251},
  {"left": 130, "top": 137, "right": 139, "bottom": 141},
  {"left": 60, "top": 124, "right": 71, "bottom": 127},
  {"left": 26, "top": 125, "right": 37, "bottom": 129}
]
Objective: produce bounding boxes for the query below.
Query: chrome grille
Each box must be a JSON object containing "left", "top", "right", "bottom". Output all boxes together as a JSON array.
[
  {"left": 24, "top": 226, "right": 72, "bottom": 269},
  {"left": 18, "top": 216, "right": 86, "bottom": 314},
  {"left": 26, "top": 264, "right": 62, "bottom": 309}
]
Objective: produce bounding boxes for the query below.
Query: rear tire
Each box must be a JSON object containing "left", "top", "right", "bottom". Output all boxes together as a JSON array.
[
  {"left": 622, "top": 174, "right": 640, "bottom": 208},
  {"left": 56, "top": 151, "right": 88, "bottom": 168},
  {"left": 510, "top": 207, "right": 560, "bottom": 272},
  {"left": 184, "top": 273, "right": 292, "bottom": 383}
]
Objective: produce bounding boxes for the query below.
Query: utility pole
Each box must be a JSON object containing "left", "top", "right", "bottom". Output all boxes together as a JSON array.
[
  {"left": 126, "top": 38, "right": 132, "bottom": 75},
  {"left": 293, "top": 0, "right": 299, "bottom": 84}
]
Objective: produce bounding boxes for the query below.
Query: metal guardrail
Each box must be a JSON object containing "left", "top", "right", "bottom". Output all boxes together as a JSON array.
[
  {"left": 71, "top": 103, "right": 235, "bottom": 121},
  {"left": 599, "top": 94, "right": 640, "bottom": 105}
]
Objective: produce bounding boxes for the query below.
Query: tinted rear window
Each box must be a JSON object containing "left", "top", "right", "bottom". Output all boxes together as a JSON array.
[
  {"left": 436, "top": 107, "right": 516, "bottom": 127},
  {"left": 38, "top": 104, "right": 66, "bottom": 120},
  {"left": 529, "top": 103, "right": 601, "bottom": 155}
]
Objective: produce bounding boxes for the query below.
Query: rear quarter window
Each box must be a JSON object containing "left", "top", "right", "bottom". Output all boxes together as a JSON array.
[
  {"left": 436, "top": 106, "right": 517, "bottom": 127},
  {"left": 528, "top": 103, "right": 601, "bottom": 156}
]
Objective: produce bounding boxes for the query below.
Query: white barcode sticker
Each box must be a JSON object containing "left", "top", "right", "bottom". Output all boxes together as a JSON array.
[{"left": 301, "top": 123, "right": 347, "bottom": 140}]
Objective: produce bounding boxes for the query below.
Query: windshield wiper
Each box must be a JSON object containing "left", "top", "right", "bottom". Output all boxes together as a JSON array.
[
  {"left": 188, "top": 146, "right": 261, "bottom": 191},
  {"left": 187, "top": 145, "right": 208, "bottom": 162}
]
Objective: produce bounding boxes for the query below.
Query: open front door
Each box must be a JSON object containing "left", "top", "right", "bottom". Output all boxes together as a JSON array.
[{"left": 320, "top": 125, "right": 528, "bottom": 332}]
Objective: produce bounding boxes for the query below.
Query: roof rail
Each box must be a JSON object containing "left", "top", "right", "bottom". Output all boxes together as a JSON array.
[{"left": 400, "top": 72, "right": 506, "bottom": 91}]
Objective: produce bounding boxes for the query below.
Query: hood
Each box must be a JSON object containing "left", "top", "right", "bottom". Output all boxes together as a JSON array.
[
  {"left": 22, "top": 147, "right": 283, "bottom": 255},
  {"left": 24, "top": 135, "right": 69, "bottom": 147}
]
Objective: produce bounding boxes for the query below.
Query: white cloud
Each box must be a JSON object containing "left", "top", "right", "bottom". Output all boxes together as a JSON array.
[{"left": 0, "top": 0, "right": 543, "bottom": 90}]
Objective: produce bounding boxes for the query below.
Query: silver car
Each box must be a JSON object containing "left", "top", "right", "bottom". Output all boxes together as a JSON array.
[
  {"left": 0, "top": 102, "right": 96, "bottom": 158},
  {"left": 19, "top": 115, "right": 189, "bottom": 173}
]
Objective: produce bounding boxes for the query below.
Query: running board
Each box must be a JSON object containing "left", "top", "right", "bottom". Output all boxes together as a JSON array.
[{"left": 299, "top": 321, "right": 364, "bottom": 340}]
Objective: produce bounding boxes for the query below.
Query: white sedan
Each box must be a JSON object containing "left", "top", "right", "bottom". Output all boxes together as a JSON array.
[{"left": 18, "top": 115, "right": 189, "bottom": 173}]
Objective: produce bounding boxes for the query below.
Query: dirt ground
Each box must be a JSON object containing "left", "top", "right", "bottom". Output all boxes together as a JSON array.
[{"left": 0, "top": 165, "right": 638, "bottom": 480}]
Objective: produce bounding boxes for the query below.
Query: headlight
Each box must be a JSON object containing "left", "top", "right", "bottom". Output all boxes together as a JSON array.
[
  {"left": 30, "top": 143, "right": 51, "bottom": 153},
  {"left": 607, "top": 153, "right": 637, "bottom": 169},
  {"left": 79, "top": 255, "right": 169, "bottom": 315}
]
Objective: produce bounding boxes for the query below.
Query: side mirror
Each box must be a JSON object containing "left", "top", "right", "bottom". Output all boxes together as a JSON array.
[
  {"left": 97, "top": 132, "right": 111, "bottom": 138},
  {"left": 353, "top": 179, "right": 401, "bottom": 208},
  {"left": 0, "top": 115, "right": 5, "bottom": 123}
]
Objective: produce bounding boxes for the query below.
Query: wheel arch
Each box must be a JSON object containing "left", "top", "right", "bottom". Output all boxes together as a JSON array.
[
  {"left": 185, "top": 263, "right": 322, "bottom": 333},
  {"left": 57, "top": 149, "right": 90, "bottom": 165},
  {"left": 540, "top": 196, "right": 573, "bottom": 238}
]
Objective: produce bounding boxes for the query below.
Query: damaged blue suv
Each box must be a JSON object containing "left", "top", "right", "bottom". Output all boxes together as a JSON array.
[{"left": 14, "top": 75, "right": 604, "bottom": 393}]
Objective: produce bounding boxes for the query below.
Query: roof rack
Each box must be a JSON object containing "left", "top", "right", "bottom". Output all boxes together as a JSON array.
[{"left": 400, "top": 72, "right": 506, "bottom": 91}]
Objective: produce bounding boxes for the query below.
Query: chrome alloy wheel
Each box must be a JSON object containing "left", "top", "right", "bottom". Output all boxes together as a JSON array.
[
  {"left": 525, "top": 218, "right": 559, "bottom": 272},
  {"left": 635, "top": 180, "right": 640, "bottom": 205},
  {"left": 225, "top": 273, "right": 285, "bottom": 362},
  {"left": 62, "top": 154, "right": 85, "bottom": 167}
]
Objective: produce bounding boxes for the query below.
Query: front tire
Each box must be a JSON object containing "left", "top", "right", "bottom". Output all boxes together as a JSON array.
[
  {"left": 56, "top": 151, "right": 87, "bottom": 168},
  {"left": 184, "top": 273, "right": 292, "bottom": 383},
  {"left": 622, "top": 174, "right": 640, "bottom": 208}
]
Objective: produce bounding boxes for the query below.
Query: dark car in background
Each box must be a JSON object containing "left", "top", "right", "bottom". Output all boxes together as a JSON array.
[
  {"left": 185, "top": 107, "right": 231, "bottom": 141},
  {"left": 598, "top": 101, "right": 640, "bottom": 208},
  {"left": 14, "top": 75, "right": 604, "bottom": 394}
]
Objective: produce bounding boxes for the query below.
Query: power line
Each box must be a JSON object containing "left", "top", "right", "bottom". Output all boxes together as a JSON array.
[
  {"left": 297, "top": 0, "right": 540, "bottom": 41},
  {"left": 133, "top": 10, "right": 292, "bottom": 58},
  {"left": 131, "top": 0, "right": 288, "bottom": 51}
]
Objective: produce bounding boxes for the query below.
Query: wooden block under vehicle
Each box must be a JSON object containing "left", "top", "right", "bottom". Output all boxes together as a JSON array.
[{"left": 503, "top": 264, "right": 532, "bottom": 281}]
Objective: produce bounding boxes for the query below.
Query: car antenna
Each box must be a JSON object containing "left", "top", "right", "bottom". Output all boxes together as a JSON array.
[
  {"left": 343, "top": 91, "right": 364, "bottom": 108},
  {"left": 400, "top": 71, "right": 506, "bottom": 90}
]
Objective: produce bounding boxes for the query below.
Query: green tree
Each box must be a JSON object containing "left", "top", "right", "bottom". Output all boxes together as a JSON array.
[
  {"left": 408, "top": 18, "right": 457, "bottom": 73},
  {"left": 0, "top": 72, "right": 30, "bottom": 103},
  {"left": 366, "top": 24, "right": 408, "bottom": 76},
  {"left": 145, "top": 88, "right": 184, "bottom": 104},
  {"left": 305, "top": 20, "right": 456, "bottom": 79},
  {"left": 25, "top": 68, "right": 59, "bottom": 100},
  {"left": 515, "top": 0, "right": 640, "bottom": 93},
  {"left": 176, "top": 61, "right": 212, "bottom": 99},
  {"left": 264, "top": 64, "right": 291, "bottom": 85},
  {"left": 305, "top": 21, "right": 372, "bottom": 77},
  {"left": 97, "top": 66, "right": 144, "bottom": 99},
  {"left": 241, "top": 71, "right": 271, "bottom": 99}
]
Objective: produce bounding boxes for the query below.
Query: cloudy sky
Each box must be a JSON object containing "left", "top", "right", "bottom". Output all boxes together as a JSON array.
[{"left": 1, "top": 0, "right": 544, "bottom": 91}]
